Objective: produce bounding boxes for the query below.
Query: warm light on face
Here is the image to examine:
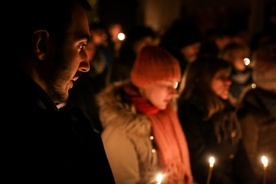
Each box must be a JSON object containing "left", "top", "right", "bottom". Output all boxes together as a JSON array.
[
  {"left": 173, "top": 81, "right": 179, "bottom": 89},
  {"left": 209, "top": 157, "right": 215, "bottom": 168},
  {"left": 261, "top": 156, "right": 268, "bottom": 168},
  {"left": 211, "top": 70, "right": 231, "bottom": 100},
  {"left": 155, "top": 81, "right": 179, "bottom": 91}
]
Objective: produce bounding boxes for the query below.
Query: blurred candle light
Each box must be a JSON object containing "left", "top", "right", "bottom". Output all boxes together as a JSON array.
[
  {"left": 243, "top": 58, "right": 251, "bottom": 66},
  {"left": 206, "top": 156, "right": 215, "bottom": 184},
  {"left": 156, "top": 173, "right": 163, "bottom": 184},
  {"left": 261, "top": 156, "right": 268, "bottom": 184},
  {"left": 117, "top": 32, "right": 125, "bottom": 41}
]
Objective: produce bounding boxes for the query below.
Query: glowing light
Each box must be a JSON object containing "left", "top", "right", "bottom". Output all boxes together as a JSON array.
[
  {"left": 156, "top": 173, "right": 163, "bottom": 184},
  {"left": 209, "top": 156, "right": 215, "bottom": 168},
  {"left": 261, "top": 156, "right": 268, "bottom": 168},
  {"left": 261, "top": 156, "right": 268, "bottom": 184},
  {"left": 117, "top": 32, "right": 125, "bottom": 41},
  {"left": 207, "top": 156, "right": 215, "bottom": 184},
  {"left": 244, "top": 58, "right": 251, "bottom": 66},
  {"left": 173, "top": 81, "right": 179, "bottom": 89}
]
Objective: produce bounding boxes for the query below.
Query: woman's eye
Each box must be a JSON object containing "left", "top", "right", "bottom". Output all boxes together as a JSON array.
[{"left": 163, "top": 85, "right": 174, "bottom": 90}]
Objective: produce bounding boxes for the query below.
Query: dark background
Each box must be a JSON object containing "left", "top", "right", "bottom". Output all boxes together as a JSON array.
[{"left": 88, "top": 0, "right": 276, "bottom": 42}]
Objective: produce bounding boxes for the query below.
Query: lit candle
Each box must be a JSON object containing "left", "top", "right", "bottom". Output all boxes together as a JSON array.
[
  {"left": 261, "top": 156, "right": 268, "bottom": 184},
  {"left": 206, "top": 156, "right": 215, "bottom": 184},
  {"left": 156, "top": 173, "right": 163, "bottom": 184},
  {"left": 243, "top": 58, "right": 251, "bottom": 66}
]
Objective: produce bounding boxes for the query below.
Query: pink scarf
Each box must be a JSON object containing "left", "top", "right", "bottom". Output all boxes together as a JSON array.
[{"left": 124, "top": 85, "right": 193, "bottom": 184}]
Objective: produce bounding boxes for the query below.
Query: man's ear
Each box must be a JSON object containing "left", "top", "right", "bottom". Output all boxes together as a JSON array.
[{"left": 32, "top": 30, "right": 49, "bottom": 61}]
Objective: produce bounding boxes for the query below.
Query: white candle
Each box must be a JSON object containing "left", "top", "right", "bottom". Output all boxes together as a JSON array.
[
  {"left": 261, "top": 156, "right": 268, "bottom": 184},
  {"left": 206, "top": 156, "right": 215, "bottom": 184}
]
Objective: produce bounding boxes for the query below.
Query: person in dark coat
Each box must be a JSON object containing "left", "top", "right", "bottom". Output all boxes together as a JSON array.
[
  {"left": 177, "top": 56, "right": 253, "bottom": 184},
  {"left": 218, "top": 42, "right": 253, "bottom": 104},
  {"left": 236, "top": 43, "right": 276, "bottom": 184},
  {"left": 159, "top": 20, "right": 202, "bottom": 76},
  {"left": 1, "top": 0, "right": 115, "bottom": 183}
]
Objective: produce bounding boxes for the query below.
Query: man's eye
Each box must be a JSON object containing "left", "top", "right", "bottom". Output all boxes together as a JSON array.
[{"left": 78, "top": 43, "right": 87, "bottom": 50}]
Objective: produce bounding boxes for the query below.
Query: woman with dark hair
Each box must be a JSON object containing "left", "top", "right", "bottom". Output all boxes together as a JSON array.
[{"left": 177, "top": 56, "right": 250, "bottom": 184}]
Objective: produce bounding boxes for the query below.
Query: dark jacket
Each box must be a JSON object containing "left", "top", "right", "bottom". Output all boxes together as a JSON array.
[
  {"left": 178, "top": 100, "right": 248, "bottom": 184},
  {"left": 237, "top": 88, "right": 276, "bottom": 184},
  {"left": 1, "top": 71, "right": 115, "bottom": 183}
]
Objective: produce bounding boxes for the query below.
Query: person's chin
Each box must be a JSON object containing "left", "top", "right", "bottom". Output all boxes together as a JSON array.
[
  {"left": 221, "top": 95, "right": 229, "bottom": 100},
  {"left": 158, "top": 104, "right": 167, "bottom": 110}
]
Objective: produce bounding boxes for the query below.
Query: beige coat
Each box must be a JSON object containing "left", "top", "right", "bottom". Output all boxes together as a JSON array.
[{"left": 97, "top": 80, "right": 162, "bottom": 184}]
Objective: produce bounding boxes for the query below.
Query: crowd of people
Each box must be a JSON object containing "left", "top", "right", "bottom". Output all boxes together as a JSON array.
[{"left": 2, "top": 0, "right": 276, "bottom": 183}]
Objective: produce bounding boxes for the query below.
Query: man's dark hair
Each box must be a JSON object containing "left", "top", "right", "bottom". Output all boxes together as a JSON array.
[{"left": 7, "top": 0, "right": 91, "bottom": 58}]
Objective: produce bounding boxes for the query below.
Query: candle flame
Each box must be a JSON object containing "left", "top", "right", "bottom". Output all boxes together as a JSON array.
[
  {"left": 243, "top": 58, "right": 251, "bottom": 66},
  {"left": 209, "top": 157, "right": 215, "bottom": 167},
  {"left": 156, "top": 173, "right": 163, "bottom": 184},
  {"left": 261, "top": 156, "right": 268, "bottom": 168}
]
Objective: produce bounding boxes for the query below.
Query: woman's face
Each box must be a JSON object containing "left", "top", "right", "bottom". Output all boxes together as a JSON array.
[
  {"left": 211, "top": 69, "right": 232, "bottom": 100},
  {"left": 181, "top": 42, "right": 201, "bottom": 63},
  {"left": 141, "top": 80, "right": 179, "bottom": 110}
]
